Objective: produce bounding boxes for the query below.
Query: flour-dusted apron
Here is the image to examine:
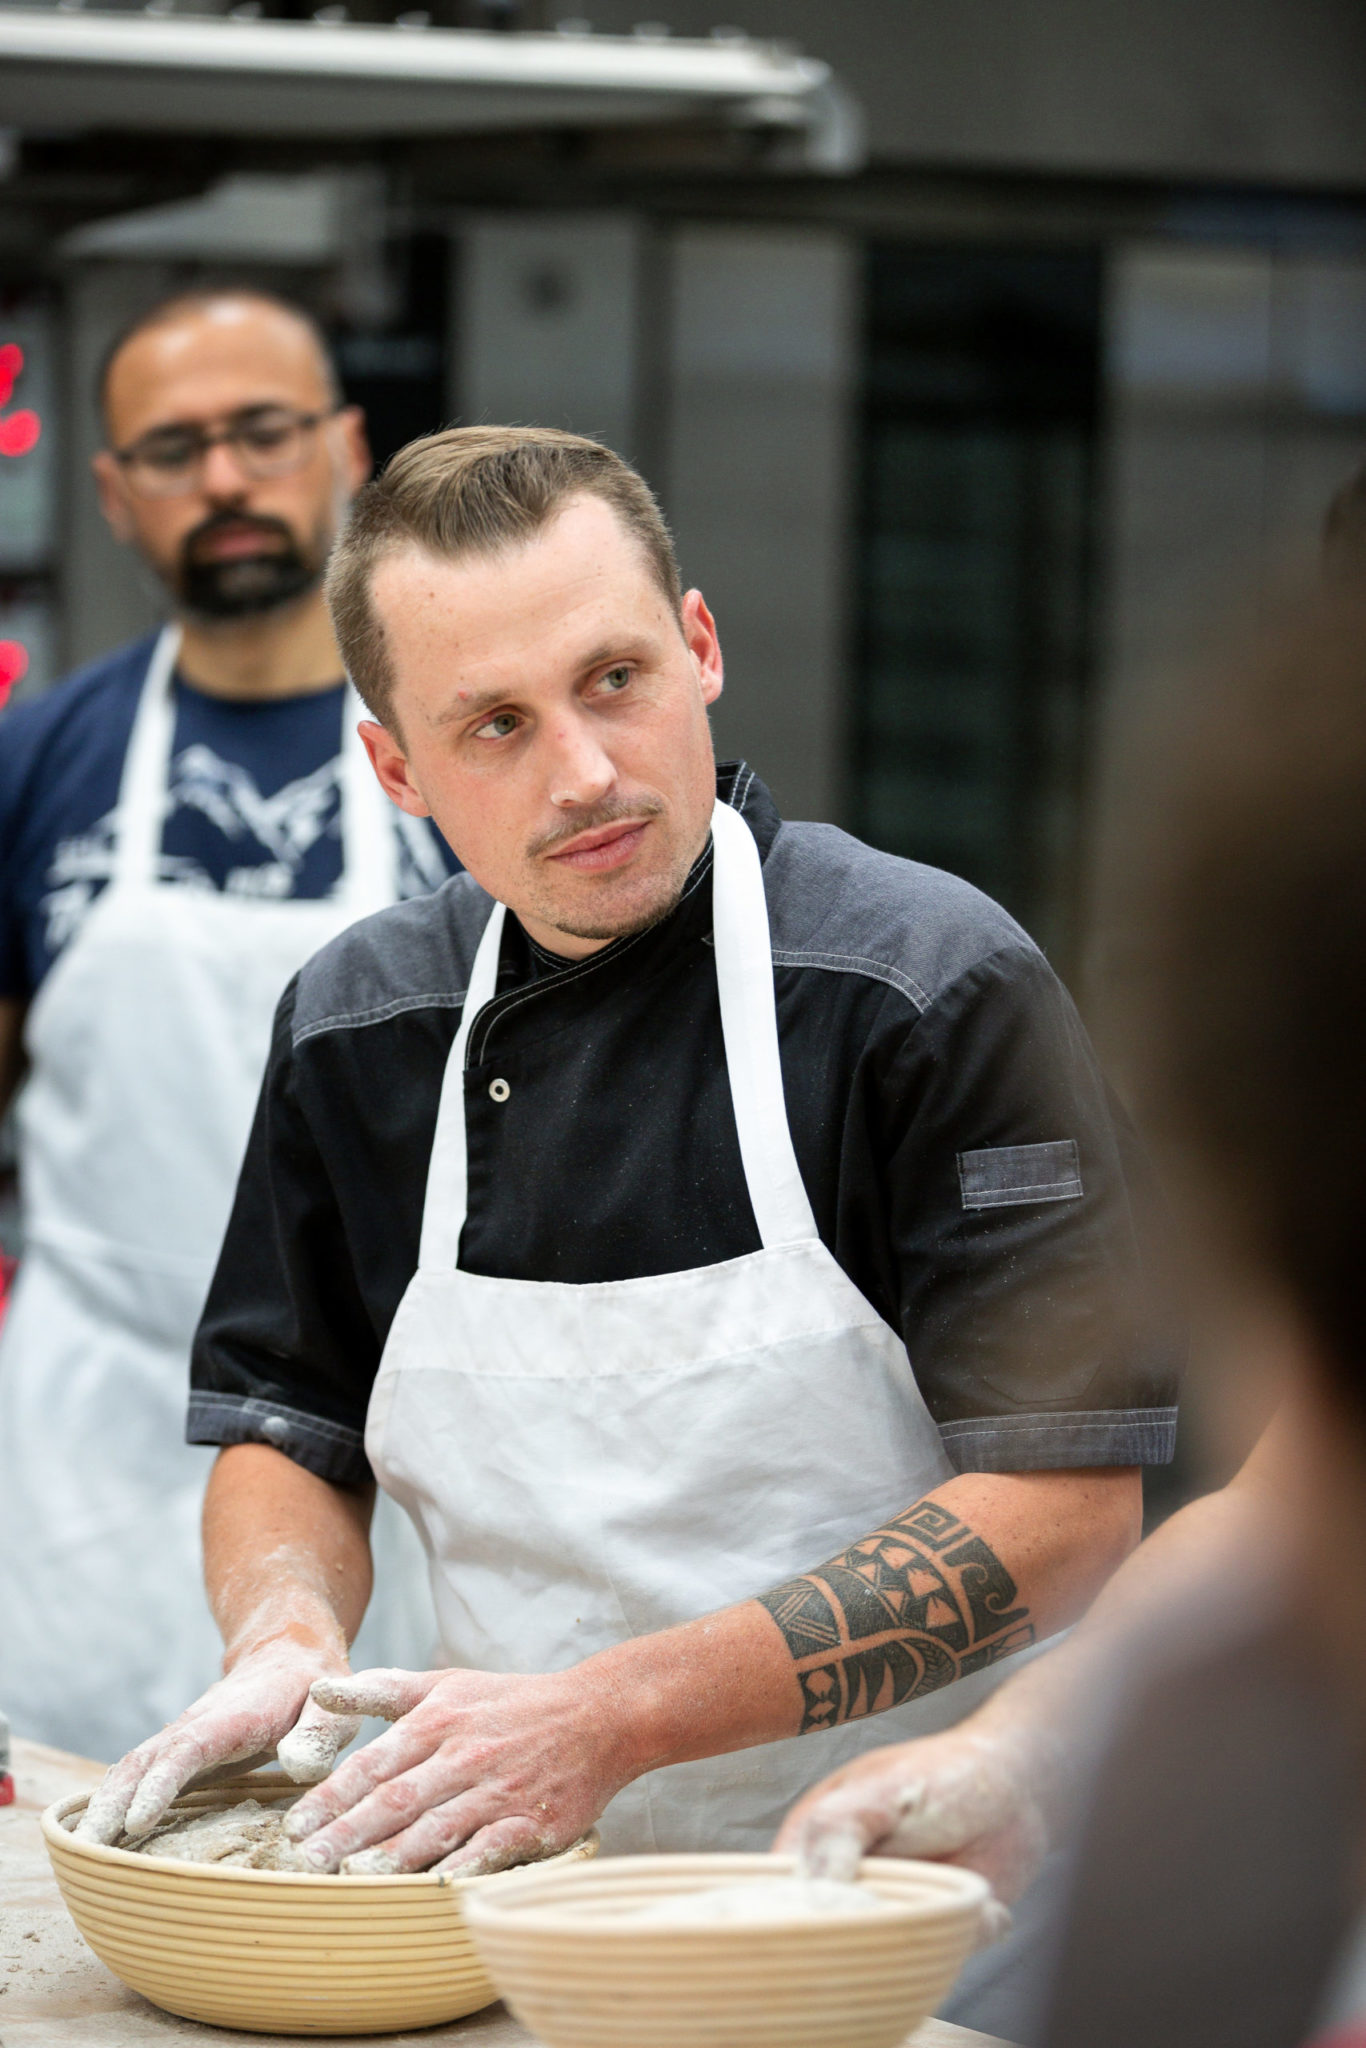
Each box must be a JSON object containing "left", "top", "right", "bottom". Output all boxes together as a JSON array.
[
  {"left": 0, "top": 626, "right": 435, "bottom": 1762},
  {"left": 366, "top": 797, "right": 967, "bottom": 1855}
]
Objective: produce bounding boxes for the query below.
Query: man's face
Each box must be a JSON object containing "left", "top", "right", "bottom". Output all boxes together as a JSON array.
[
  {"left": 361, "top": 495, "right": 724, "bottom": 958},
  {"left": 93, "top": 298, "right": 369, "bottom": 624}
]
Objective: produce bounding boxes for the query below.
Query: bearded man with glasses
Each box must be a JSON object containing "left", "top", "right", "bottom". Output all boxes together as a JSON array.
[{"left": 0, "top": 288, "right": 453, "bottom": 1764}]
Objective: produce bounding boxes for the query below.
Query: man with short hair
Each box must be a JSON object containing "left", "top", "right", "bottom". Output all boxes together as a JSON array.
[
  {"left": 85, "top": 424, "right": 1177, "bottom": 1876},
  {"left": 0, "top": 289, "right": 450, "bottom": 1762}
]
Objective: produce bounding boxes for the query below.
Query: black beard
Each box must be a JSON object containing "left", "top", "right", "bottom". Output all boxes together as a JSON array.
[{"left": 175, "top": 513, "right": 325, "bottom": 622}]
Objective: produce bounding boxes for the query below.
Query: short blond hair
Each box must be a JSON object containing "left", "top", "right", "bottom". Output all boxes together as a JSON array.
[{"left": 326, "top": 425, "right": 681, "bottom": 724}]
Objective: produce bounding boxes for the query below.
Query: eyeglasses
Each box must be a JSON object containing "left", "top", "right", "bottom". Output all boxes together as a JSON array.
[{"left": 112, "top": 404, "right": 340, "bottom": 499}]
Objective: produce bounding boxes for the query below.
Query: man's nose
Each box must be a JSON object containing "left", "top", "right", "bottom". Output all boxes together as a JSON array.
[
  {"left": 546, "top": 715, "right": 616, "bottom": 809},
  {"left": 199, "top": 436, "right": 253, "bottom": 501}
]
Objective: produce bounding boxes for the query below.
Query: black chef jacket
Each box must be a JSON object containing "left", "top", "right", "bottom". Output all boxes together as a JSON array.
[{"left": 189, "top": 764, "right": 1180, "bottom": 1488}]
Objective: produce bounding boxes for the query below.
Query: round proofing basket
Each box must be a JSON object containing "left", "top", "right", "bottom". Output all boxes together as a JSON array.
[
  {"left": 42, "top": 1774, "right": 598, "bottom": 2037},
  {"left": 462, "top": 1850, "right": 990, "bottom": 2048}
]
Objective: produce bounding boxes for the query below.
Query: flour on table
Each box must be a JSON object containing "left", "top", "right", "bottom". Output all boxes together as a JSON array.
[
  {"left": 627, "top": 1877, "right": 896, "bottom": 1926},
  {"left": 123, "top": 1799, "right": 313, "bottom": 1871}
]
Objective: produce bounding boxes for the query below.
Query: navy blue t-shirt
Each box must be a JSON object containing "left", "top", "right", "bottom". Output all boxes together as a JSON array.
[{"left": 0, "top": 632, "right": 458, "bottom": 1002}]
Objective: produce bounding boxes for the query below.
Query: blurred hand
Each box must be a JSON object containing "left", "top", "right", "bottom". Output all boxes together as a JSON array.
[
  {"left": 283, "top": 1665, "right": 630, "bottom": 1877},
  {"left": 76, "top": 1639, "right": 359, "bottom": 1846},
  {"left": 773, "top": 1722, "right": 1058, "bottom": 1912}
]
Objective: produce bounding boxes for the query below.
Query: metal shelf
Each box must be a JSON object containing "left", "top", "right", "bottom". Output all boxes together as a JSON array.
[{"left": 0, "top": 10, "right": 860, "bottom": 165}]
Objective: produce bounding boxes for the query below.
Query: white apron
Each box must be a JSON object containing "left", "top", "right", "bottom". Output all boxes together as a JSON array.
[
  {"left": 366, "top": 797, "right": 967, "bottom": 1855},
  {"left": 0, "top": 626, "right": 434, "bottom": 1762}
]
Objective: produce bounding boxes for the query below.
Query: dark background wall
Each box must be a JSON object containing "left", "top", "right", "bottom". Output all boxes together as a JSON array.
[{"left": 589, "top": 1, "right": 1366, "bottom": 192}]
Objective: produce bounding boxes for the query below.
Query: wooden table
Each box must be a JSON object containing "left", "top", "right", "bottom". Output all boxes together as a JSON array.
[{"left": 0, "top": 1739, "right": 1014, "bottom": 2048}]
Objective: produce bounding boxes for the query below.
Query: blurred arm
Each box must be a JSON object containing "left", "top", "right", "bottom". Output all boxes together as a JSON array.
[
  {"left": 0, "top": 996, "right": 27, "bottom": 1118},
  {"left": 775, "top": 1430, "right": 1285, "bottom": 1897}
]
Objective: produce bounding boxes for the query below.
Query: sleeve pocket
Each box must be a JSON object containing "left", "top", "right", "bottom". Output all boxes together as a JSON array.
[{"left": 957, "top": 1139, "right": 1083, "bottom": 1210}]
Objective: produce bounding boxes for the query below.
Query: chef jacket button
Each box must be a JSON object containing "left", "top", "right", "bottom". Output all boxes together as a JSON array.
[
  {"left": 261, "top": 1415, "right": 290, "bottom": 1446},
  {"left": 489, "top": 1077, "right": 511, "bottom": 1103}
]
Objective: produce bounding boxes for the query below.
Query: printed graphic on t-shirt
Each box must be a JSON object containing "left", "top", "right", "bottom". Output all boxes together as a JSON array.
[
  {"left": 38, "top": 742, "right": 446, "bottom": 961},
  {"left": 0, "top": 644, "right": 459, "bottom": 1003}
]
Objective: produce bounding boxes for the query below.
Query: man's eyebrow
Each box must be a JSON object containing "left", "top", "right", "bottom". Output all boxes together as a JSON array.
[
  {"left": 576, "top": 640, "right": 645, "bottom": 675},
  {"left": 127, "top": 399, "right": 306, "bottom": 440},
  {"left": 431, "top": 683, "right": 511, "bottom": 730}
]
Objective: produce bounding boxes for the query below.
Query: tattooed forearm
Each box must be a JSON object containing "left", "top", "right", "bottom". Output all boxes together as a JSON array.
[{"left": 757, "top": 1499, "right": 1036, "bottom": 1733}]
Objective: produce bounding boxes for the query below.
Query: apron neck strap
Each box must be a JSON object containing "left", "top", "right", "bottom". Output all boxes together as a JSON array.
[
  {"left": 419, "top": 898, "right": 506, "bottom": 1270},
  {"left": 112, "top": 624, "right": 181, "bottom": 890},
  {"left": 709, "top": 797, "right": 819, "bottom": 1249},
  {"left": 417, "top": 795, "right": 817, "bottom": 1273},
  {"left": 112, "top": 631, "right": 399, "bottom": 907}
]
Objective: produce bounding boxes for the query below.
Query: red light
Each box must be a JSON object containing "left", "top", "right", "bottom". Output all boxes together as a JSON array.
[
  {"left": 0, "top": 345, "right": 40, "bottom": 456},
  {"left": 0, "top": 409, "right": 39, "bottom": 458},
  {"left": 0, "top": 640, "right": 29, "bottom": 705}
]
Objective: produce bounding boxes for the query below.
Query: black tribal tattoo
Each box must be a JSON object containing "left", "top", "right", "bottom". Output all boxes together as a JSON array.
[{"left": 757, "top": 1499, "right": 1036, "bottom": 1733}]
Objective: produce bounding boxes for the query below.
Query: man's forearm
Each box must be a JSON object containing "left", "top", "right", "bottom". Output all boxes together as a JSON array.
[
  {"left": 203, "top": 1443, "right": 376, "bottom": 1672},
  {"left": 769, "top": 1442, "right": 1290, "bottom": 1886},
  {"left": 79, "top": 1446, "right": 383, "bottom": 1845},
  {"left": 588, "top": 1467, "right": 1141, "bottom": 1779}
]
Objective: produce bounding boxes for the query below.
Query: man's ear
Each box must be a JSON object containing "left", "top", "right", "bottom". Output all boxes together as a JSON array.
[
  {"left": 92, "top": 451, "right": 136, "bottom": 545},
  {"left": 335, "top": 405, "right": 372, "bottom": 496},
  {"left": 681, "top": 588, "right": 724, "bottom": 707},
  {"left": 359, "top": 717, "right": 431, "bottom": 818}
]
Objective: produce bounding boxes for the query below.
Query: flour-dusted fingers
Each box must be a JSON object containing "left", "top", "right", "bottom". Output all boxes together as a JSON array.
[
  {"left": 291, "top": 1755, "right": 470, "bottom": 1871},
  {"left": 124, "top": 1728, "right": 237, "bottom": 1839},
  {"left": 325, "top": 1789, "right": 494, "bottom": 1875},
  {"left": 337, "top": 1788, "right": 549, "bottom": 1877},
  {"left": 774, "top": 1721, "right": 1056, "bottom": 1907},
  {"left": 77, "top": 1639, "right": 348, "bottom": 1845},
  {"left": 77, "top": 1738, "right": 168, "bottom": 1844},
  {"left": 432, "top": 1813, "right": 555, "bottom": 1878},
  {"left": 285, "top": 1712, "right": 444, "bottom": 1843},
  {"left": 293, "top": 1664, "right": 627, "bottom": 1873},
  {"left": 308, "top": 1668, "right": 441, "bottom": 1723},
  {"left": 276, "top": 1695, "right": 362, "bottom": 1784},
  {"left": 792, "top": 1812, "right": 870, "bottom": 1884}
]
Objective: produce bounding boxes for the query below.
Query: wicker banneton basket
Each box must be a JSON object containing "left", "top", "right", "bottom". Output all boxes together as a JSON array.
[
  {"left": 42, "top": 1773, "right": 598, "bottom": 2037},
  {"left": 462, "top": 1851, "right": 990, "bottom": 2048}
]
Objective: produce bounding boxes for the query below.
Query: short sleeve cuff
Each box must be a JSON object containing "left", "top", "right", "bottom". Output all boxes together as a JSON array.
[
  {"left": 938, "top": 1406, "right": 1177, "bottom": 1473},
  {"left": 187, "top": 1392, "right": 373, "bottom": 1488}
]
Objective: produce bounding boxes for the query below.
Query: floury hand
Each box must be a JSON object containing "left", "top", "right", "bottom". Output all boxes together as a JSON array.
[
  {"left": 76, "top": 1640, "right": 360, "bottom": 1845},
  {"left": 282, "top": 1664, "right": 631, "bottom": 1878},
  {"left": 774, "top": 1720, "right": 1057, "bottom": 1933},
  {"left": 76, "top": 1447, "right": 391, "bottom": 1847}
]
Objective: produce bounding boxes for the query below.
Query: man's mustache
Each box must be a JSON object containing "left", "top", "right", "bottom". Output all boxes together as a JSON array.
[
  {"left": 180, "top": 510, "right": 298, "bottom": 565},
  {"left": 528, "top": 795, "right": 665, "bottom": 861}
]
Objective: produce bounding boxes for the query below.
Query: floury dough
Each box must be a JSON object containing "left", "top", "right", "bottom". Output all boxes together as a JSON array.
[
  {"left": 627, "top": 1877, "right": 896, "bottom": 1926},
  {"left": 123, "top": 1799, "right": 314, "bottom": 1872}
]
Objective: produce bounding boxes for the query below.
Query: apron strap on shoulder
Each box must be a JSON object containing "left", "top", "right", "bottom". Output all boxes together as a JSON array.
[
  {"left": 419, "top": 898, "right": 506, "bottom": 1270},
  {"left": 710, "top": 799, "right": 819, "bottom": 1250}
]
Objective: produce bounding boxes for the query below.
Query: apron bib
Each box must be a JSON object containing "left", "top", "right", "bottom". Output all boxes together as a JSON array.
[
  {"left": 366, "top": 797, "right": 971, "bottom": 1855},
  {"left": 0, "top": 626, "right": 434, "bottom": 1761}
]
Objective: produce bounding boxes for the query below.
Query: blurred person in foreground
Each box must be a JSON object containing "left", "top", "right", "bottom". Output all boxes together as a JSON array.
[
  {"left": 783, "top": 593, "right": 1366, "bottom": 2048},
  {"left": 0, "top": 288, "right": 450, "bottom": 1762}
]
